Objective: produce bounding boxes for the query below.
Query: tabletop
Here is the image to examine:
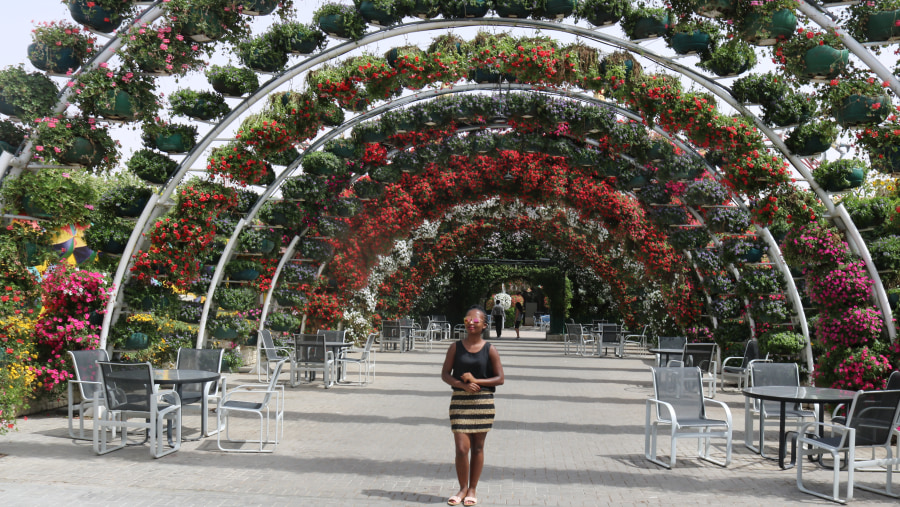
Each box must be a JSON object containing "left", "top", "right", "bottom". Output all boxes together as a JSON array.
[
  {"left": 742, "top": 385, "right": 857, "bottom": 403},
  {"left": 648, "top": 348, "right": 685, "bottom": 354}
]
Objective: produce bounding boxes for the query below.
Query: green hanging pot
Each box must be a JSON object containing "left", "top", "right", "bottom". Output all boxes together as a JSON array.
[
  {"left": 670, "top": 30, "right": 713, "bottom": 56},
  {"left": 210, "top": 76, "right": 245, "bottom": 97},
  {"left": 115, "top": 195, "right": 151, "bottom": 218},
  {"left": 787, "top": 132, "right": 833, "bottom": 158},
  {"left": 0, "top": 140, "right": 16, "bottom": 154},
  {"left": 743, "top": 247, "right": 764, "bottom": 263},
  {"left": 243, "top": 48, "right": 289, "bottom": 73},
  {"left": 230, "top": 268, "right": 260, "bottom": 281},
  {"left": 470, "top": 68, "right": 502, "bottom": 84},
  {"left": 358, "top": 1, "right": 399, "bottom": 26},
  {"left": 410, "top": 0, "right": 439, "bottom": 19},
  {"left": 68, "top": 0, "right": 122, "bottom": 33},
  {"left": 211, "top": 325, "right": 239, "bottom": 340},
  {"left": 535, "top": 0, "right": 576, "bottom": 19},
  {"left": 706, "top": 55, "right": 752, "bottom": 77},
  {"left": 0, "top": 95, "right": 24, "bottom": 118},
  {"left": 870, "top": 146, "right": 900, "bottom": 174},
  {"left": 584, "top": 7, "right": 622, "bottom": 26},
  {"left": 97, "top": 89, "right": 138, "bottom": 121},
  {"left": 833, "top": 94, "right": 891, "bottom": 128},
  {"left": 289, "top": 32, "right": 324, "bottom": 54},
  {"left": 124, "top": 332, "right": 150, "bottom": 350},
  {"left": 59, "top": 136, "right": 103, "bottom": 168},
  {"left": 177, "top": 9, "right": 226, "bottom": 43},
  {"left": 443, "top": 0, "right": 490, "bottom": 18},
  {"left": 27, "top": 43, "right": 82, "bottom": 75},
  {"left": 22, "top": 196, "right": 54, "bottom": 219},
  {"left": 822, "top": 167, "right": 866, "bottom": 192},
  {"left": 739, "top": 9, "right": 797, "bottom": 46},
  {"left": 863, "top": 10, "right": 900, "bottom": 42},
  {"left": 154, "top": 132, "right": 190, "bottom": 154},
  {"left": 240, "top": 0, "right": 279, "bottom": 16},
  {"left": 889, "top": 292, "right": 900, "bottom": 309},
  {"left": 794, "top": 45, "right": 849, "bottom": 81},
  {"left": 629, "top": 13, "right": 671, "bottom": 40},
  {"left": 318, "top": 14, "right": 351, "bottom": 38},
  {"left": 495, "top": 0, "right": 532, "bottom": 18},
  {"left": 99, "top": 238, "right": 127, "bottom": 255}
]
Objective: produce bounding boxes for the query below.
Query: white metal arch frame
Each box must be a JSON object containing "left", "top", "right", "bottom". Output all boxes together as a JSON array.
[{"left": 89, "top": 15, "right": 895, "bottom": 346}]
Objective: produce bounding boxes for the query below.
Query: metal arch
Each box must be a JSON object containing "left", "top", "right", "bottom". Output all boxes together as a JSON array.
[{"left": 98, "top": 15, "right": 891, "bottom": 345}]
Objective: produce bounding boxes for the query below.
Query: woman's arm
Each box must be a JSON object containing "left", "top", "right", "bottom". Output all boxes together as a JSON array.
[
  {"left": 472, "top": 346, "right": 505, "bottom": 388},
  {"left": 441, "top": 343, "right": 479, "bottom": 391}
]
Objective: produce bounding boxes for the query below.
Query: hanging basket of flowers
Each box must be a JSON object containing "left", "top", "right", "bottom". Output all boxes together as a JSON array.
[
  {"left": 206, "top": 64, "right": 259, "bottom": 97},
  {"left": 207, "top": 142, "right": 272, "bottom": 186},
  {"left": 120, "top": 21, "right": 207, "bottom": 76},
  {"left": 621, "top": 7, "right": 671, "bottom": 41},
  {"left": 71, "top": 66, "right": 159, "bottom": 121},
  {"left": 844, "top": 0, "right": 900, "bottom": 43},
  {"left": 141, "top": 121, "right": 198, "bottom": 154},
  {"left": 302, "top": 150, "right": 348, "bottom": 177},
  {"left": 783, "top": 120, "right": 837, "bottom": 158},
  {"left": 67, "top": 0, "right": 132, "bottom": 34},
  {"left": 31, "top": 116, "right": 119, "bottom": 172},
  {"left": 855, "top": 117, "right": 900, "bottom": 174},
  {"left": 0, "top": 65, "right": 59, "bottom": 121},
  {"left": 697, "top": 38, "right": 757, "bottom": 77},
  {"left": 575, "top": 0, "right": 629, "bottom": 26},
  {"left": 169, "top": 88, "right": 230, "bottom": 121},
  {"left": 439, "top": 0, "right": 491, "bottom": 19},
  {"left": 27, "top": 20, "right": 96, "bottom": 75},
  {"left": 357, "top": 0, "right": 412, "bottom": 26},
  {"left": 813, "top": 158, "right": 868, "bottom": 192},
  {"left": 271, "top": 21, "right": 328, "bottom": 54},
  {"left": 775, "top": 28, "right": 849, "bottom": 82},
  {"left": 668, "top": 226, "right": 712, "bottom": 250},
  {"left": 735, "top": 0, "right": 798, "bottom": 46},
  {"left": 822, "top": 76, "right": 892, "bottom": 128},
  {"left": 313, "top": 2, "right": 368, "bottom": 40},
  {"left": 165, "top": 0, "right": 250, "bottom": 44},
  {"left": 0, "top": 166, "right": 98, "bottom": 227},
  {"left": 126, "top": 149, "right": 179, "bottom": 185},
  {"left": 237, "top": 32, "right": 289, "bottom": 73}
]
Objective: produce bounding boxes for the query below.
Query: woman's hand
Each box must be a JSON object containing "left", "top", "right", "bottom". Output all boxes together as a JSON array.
[
  {"left": 462, "top": 381, "right": 481, "bottom": 392},
  {"left": 460, "top": 372, "right": 475, "bottom": 383}
]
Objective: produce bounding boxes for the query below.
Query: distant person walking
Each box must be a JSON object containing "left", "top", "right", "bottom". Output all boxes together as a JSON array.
[
  {"left": 514, "top": 301, "right": 523, "bottom": 339},
  {"left": 490, "top": 299, "right": 504, "bottom": 339},
  {"left": 441, "top": 306, "right": 505, "bottom": 507}
]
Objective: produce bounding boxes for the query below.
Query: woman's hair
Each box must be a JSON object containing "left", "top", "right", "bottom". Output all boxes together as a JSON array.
[
  {"left": 515, "top": 301, "right": 523, "bottom": 310},
  {"left": 468, "top": 304, "right": 487, "bottom": 321}
]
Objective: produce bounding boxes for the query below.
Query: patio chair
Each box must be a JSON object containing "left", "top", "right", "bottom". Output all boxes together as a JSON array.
[
  {"left": 624, "top": 325, "right": 648, "bottom": 352},
  {"left": 721, "top": 339, "right": 767, "bottom": 392},
  {"left": 746, "top": 362, "right": 816, "bottom": 458},
  {"left": 655, "top": 336, "right": 686, "bottom": 366},
  {"left": 680, "top": 343, "right": 718, "bottom": 398},
  {"left": 538, "top": 314, "right": 550, "bottom": 332},
  {"left": 831, "top": 371, "right": 900, "bottom": 470},
  {"left": 796, "top": 389, "right": 900, "bottom": 503},
  {"left": 175, "top": 347, "right": 224, "bottom": 437},
  {"left": 338, "top": 332, "right": 377, "bottom": 385},
  {"left": 564, "top": 323, "right": 593, "bottom": 356},
  {"left": 93, "top": 362, "right": 182, "bottom": 459},
  {"left": 645, "top": 366, "right": 733, "bottom": 469},
  {"left": 380, "top": 320, "right": 405, "bottom": 352},
  {"left": 67, "top": 349, "right": 109, "bottom": 440},
  {"left": 257, "top": 329, "right": 293, "bottom": 384},
  {"left": 217, "top": 359, "right": 286, "bottom": 453},
  {"left": 294, "top": 334, "right": 336, "bottom": 388},
  {"left": 598, "top": 323, "right": 624, "bottom": 358}
]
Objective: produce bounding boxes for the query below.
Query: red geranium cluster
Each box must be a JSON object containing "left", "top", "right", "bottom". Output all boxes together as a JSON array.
[
  {"left": 207, "top": 143, "right": 271, "bottom": 186},
  {"left": 237, "top": 119, "right": 295, "bottom": 156}
]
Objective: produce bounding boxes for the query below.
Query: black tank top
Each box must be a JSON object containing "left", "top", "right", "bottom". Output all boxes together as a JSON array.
[{"left": 451, "top": 340, "right": 495, "bottom": 392}]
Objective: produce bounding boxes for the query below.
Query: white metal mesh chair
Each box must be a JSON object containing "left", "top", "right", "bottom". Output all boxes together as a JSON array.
[
  {"left": 175, "top": 347, "right": 224, "bottom": 437},
  {"left": 293, "top": 333, "right": 336, "bottom": 388},
  {"left": 67, "top": 349, "right": 109, "bottom": 440},
  {"left": 796, "top": 389, "right": 900, "bottom": 503},
  {"left": 681, "top": 343, "right": 718, "bottom": 398},
  {"left": 257, "top": 329, "right": 293, "bottom": 383},
  {"left": 93, "top": 362, "right": 182, "bottom": 459},
  {"left": 380, "top": 320, "right": 405, "bottom": 352},
  {"left": 217, "top": 359, "right": 286, "bottom": 453},
  {"left": 645, "top": 366, "right": 733, "bottom": 469},
  {"left": 564, "top": 323, "right": 593, "bottom": 356},
  {"left": 624, "top": 325, "right": 648, "bottom": 352},
  {"left": 721, "top": 339, "right": 767, "bottom": 392},
  {"left": 338, "top": 333, "right": 377, "bottom": 385},
  {"left": 746, "top": 362, "right": 816, "bottom": 458},
  {"left": 598, "top": 323, "right": 624, "bottom": 358}
]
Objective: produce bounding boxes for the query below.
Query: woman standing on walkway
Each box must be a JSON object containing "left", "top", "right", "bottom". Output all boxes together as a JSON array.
[
  {"left": 513, "top": 301, "right": 524, "bottom": 339},
  {"left": 441, "top": 306, "right": 505, "bottom": 507}
]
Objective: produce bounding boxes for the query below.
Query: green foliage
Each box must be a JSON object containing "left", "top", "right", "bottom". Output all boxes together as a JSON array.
[
  {"left": 127, "top": 149, "right": 178, "bottom": 184},
  {"left": 169, "top": 88, "right": 230, "bottom": 120},
  {"left": 759, "top": 330, "right": 806, "bottom": 356},
  {"left": 0, "top": 64, "right": 59, "bottom": 121},
  {"left": 0, "top": 167, "right": 99, "bottom": 228}
]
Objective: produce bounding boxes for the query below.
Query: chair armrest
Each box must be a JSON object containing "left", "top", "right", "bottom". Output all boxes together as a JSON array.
[
  {"left": 646, "top": 398, "right": 678, "bottom": 425},
  {"left": 721, "top": 356, "right": 741, "bottom": 368},
  {"left": 703, "top": 398, "right": 733, "bottom": 426},
  {"left": 831, "top": 403, "right": 846, "bottom": 420}
]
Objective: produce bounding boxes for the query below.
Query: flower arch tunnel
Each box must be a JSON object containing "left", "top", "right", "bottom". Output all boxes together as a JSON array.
[{"left": 2, "top": 3, "right": 899, "bottom": 392}]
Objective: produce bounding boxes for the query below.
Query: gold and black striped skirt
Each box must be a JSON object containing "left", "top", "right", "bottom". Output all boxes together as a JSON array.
[{"left": 449, "top": 389, "right": 495, "bottom": 434}]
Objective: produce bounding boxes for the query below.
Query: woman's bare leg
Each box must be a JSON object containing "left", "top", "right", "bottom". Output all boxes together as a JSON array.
[
  {"left": 466, "top": 432, "right": 487, "bottom": 499},
  {"left": 453, "top": 432, "right": 471, "bottom": 499}
]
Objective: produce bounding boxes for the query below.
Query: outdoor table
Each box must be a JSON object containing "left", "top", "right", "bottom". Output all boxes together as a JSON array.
[
  {"left": 648, "top": 348, "right": 683, "bottom": 367},
  {"left": 156, "top": 369, "right": 221, "bottom": 443},
  {"left": 292, "top": 338, "right": 354, "bottom": 382},
  {"left": 742, "top": 385, "right": 857, "bottom": 469}
]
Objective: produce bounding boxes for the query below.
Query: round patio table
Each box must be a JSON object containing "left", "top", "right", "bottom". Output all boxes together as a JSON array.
[
  {"left": 742, "top": 385, "right": 856, "bottom": 469},
  {"left": 648, "top": 348, "right": 683, "bottom": 367}
]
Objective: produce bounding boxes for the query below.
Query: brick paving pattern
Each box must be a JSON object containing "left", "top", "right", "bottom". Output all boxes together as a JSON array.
[{"left": 1, "top": 330, "right": 896, "bottom": 505}]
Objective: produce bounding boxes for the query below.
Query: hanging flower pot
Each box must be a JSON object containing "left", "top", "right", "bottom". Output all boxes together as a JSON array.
[
  {"left": 97, "top": 89, "right": 138, "bottom": 121},
  {"left": 623, "top": 9, "right": 671, "bottom": 40},
  {"left": 231, "top": 268, "right": 260, "bottom": 281},
  {"left": 534, "top": 0, "right": 577, "bottom": 19},
  {"left": 114, "top": 194, "right": 151, "bottom": 218},
  {"left": 669, "top": 30, "right": 714, "bottom": 56},
  {"left": 67, "top": 0, "right": 123, "bottom": 34},
  {"left": 441, "top": 0, "right": 490, "bottom": 18},
  {"left": 154, "top": 132, "right": 190, "bottom": 154},
  {"left": 211, "top": 325, "right": 240, "bottom": 340},
  {"left": 238, "top": 37, "right": 289, "bottom": 73},
  {"left": 495, "top": 0, "right": 532, "bottom": 18},
  {"left": 124, "top": 332, "right": 150, "bottom": 350},
  {"left": 743, "top": 247, "right": 764, "bottom": 263},
  {"left": 27, "top": 43, "right": 82, "bottom": 76},
  {"left": 410, "top": 0, "right": 440, "bottom": 18},
  {"left": 739, "top": 9, "right": 797, "bottom": 46},
  {"left": 783, "top": 120, "right": 838, "bottom": 158},
  {"left": 59, "top": 136, "right": 103, "bottom": 168},
  {"left": 862, "top": 10, "right": 900, "bottom": 42},
  {"left": 469, "top": 68, "right": 502, "bottom": 84},
  {"left": 833, "top": 94, "right": 891, "bottom": 128},
  {"left": 787, "top": 132, "right": 832, "bottom": 157},
  {"left": 358, "top": 1, "right": 400, "bottom": 25},
  {"left": 815, "top": 159, "right": 867, "bottom": 192},
  {"left": 792, "top": 45, "right": 849, "bottom": 81},
  {"left": 317, "top": 14, "right": 350, "bottom": 38},
  {"left": 240, "top": 0, "right": 279, "bottom": 16},
  {"left": 21, "top": 196, "right": 54, "bottom": 219},
  {"left": 176, "top": 9, "right": 227, "bottom": 43}
]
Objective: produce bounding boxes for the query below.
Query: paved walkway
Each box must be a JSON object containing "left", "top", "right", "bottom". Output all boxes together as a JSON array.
[{"left": 1, "top": 330, "right": 896, "bottom": 506}]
